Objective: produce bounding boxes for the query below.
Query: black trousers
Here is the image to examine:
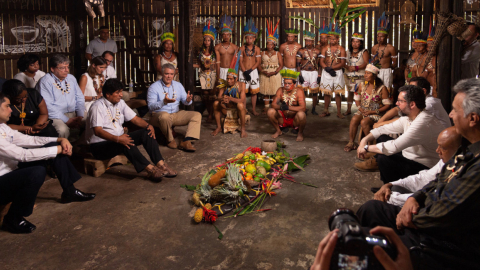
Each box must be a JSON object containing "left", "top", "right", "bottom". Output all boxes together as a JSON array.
[
  {"left": 375, "top": 135, "right": 429, "bottom": 184},
  {"left": 35, "top": 122, "right": 59, "bottom": 138},
  {"left": 356, "top": 200, "right": 479, "bottom": 270},
  {"left": 89, "top": 129, "right": 163, "bottom": 173},
  {"left": 18, "top": 142, "right": 81, "bottom": 191}
]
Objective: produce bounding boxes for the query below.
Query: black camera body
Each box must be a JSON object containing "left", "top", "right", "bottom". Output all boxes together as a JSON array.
[{"left": 328, "top": 209, "right": 397, "bottom": 270}]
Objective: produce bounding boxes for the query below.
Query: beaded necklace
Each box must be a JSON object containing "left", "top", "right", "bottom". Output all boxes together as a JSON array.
[
  {"left": 163, "top": 51, "right": 173, "bottom": 60},
  {"left": 326, "top": 46, "right": 341, "bottom": 66},
  {"left": 105, "top": 102, "right": 121, "bottom": 128},
  {"left": 14, "top": 104, "right": 26, "bottom": 126},
  {"left": 285, "top": 44, "right": 299, "bottom": 56},
  {"left": 93, "top": 76, "right": 105, "bottom": 94},
  {"left": 161, "top": 81, "right": 177, "bottom": 100},
  {"left": 282, "top": 88, "right": 297, "bottom": 106},
  {"left": 245, "top": 45, "right": 255, "bottom": 57},
  {"left": 50, "top": 73, "right": 70, "bottom": 94},
  {"left": 221, "top": 42, "right": 231, "bottom": 51}
]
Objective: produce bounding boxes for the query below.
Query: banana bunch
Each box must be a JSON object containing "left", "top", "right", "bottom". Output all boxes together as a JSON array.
[{"left": 255, "top": 152, "right": 275, "bottom": 165}]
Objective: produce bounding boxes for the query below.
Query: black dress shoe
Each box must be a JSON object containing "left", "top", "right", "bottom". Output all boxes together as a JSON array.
[
  {"left": 61, "top": 189, "right": 96, "bottom": 203},
  {"left": 370, "top": 187, "right": 380, "bottom": 194},
  {"left": 1, "top": 216, "right": 36, "bottom": 234}
]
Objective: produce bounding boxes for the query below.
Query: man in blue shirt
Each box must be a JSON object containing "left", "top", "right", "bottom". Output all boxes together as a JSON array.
[
  {"left": 147, "top": 63, "right": 201, "bottom": 152},
  {"left": 36, "top": 54, "right": 85, "bottom": 138}
]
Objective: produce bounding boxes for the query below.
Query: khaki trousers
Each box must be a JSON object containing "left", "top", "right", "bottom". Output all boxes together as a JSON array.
[
  {"left": 150, "top": 110, "right": 202, "bottom": 143},
  {"left": 51, "top": 112, "right": 77, "bottom": 138}
]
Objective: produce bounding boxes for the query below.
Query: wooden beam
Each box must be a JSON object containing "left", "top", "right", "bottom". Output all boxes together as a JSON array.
[
  {"left": 422, "top": 0, "right": 434, "bottom": 38},
  {"left": 280, "top": 0, "right": 287, "bottom": 43},
  {"left": 246, "top": 0, "right": 252, "bottom": 20},
  {"left": 178, "top": 0, "right": 187, "bottom": 86},
  {"left": 437, "top": 0, "right": 452, "bottom": 112}
]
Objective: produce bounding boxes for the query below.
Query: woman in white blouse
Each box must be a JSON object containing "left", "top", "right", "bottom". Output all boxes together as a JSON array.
[
  {"left": 78, "top": 56, "right": 107, "bottom": 114},
  {"left": 13, "top": 54, "right": 46, "bottom": 89}
]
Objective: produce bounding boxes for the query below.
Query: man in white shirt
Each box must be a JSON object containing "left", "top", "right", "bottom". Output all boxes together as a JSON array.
[
  {"left": 0, "top": 93, "right": 95, "bottom": 234},
  {"left": 86, "top": 79, "right": 176, "bottom": 181},
  {"left": 85, "top": 26, "right": 118, "bottom": 61},
  {"left": 355, "top": 85, "right": 446, "bottom": 183},
  {"left": 373, "top": 126, "right": 461, "bottom": 207},
  {"left": 101, "top": 51, "right": 117, "bottom": 80},
  {"left": 461, "top": 23, "right": 480, "bottom": 80},
  {"left": 147, "top": 63, "right": 200, "bottom": 152}
]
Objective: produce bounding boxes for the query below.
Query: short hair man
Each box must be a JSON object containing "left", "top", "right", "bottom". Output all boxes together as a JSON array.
[
  {"left": 85, "top": 26, "right": 118, "bottom": 61},
  {"left": 36, "top": 54, "right": 85, "bottom": 138},
  {"left": 355, "top": 85, "right": 446, "bottom": 184},
  {"left": 373, "top": 77, "right": 451, "bottom": 130},
  {"left": 211, "top": 69, "right": 248, "bottom": 138},
  {"left": 356, "top": 79, "right": 480, "bottom": 269},
  {"left": 147, "top": 63, "right": 201, "bottom": 152},
  {"left": 461, "top": 22, "right": 480, "bottom": 79},
  {"left": 373, "top": 126, "right": 461, "bottom": 207},
  {"left": 0, "top": 92, "right": 95, "bottom": 234},
  {"left": 267, "top": 69, "right": 306, "bottom": 142},
  {"left": 86, "top": 79, "right": 176, "bottom": 181},
  {"left": 101, "top": 51, "right": 117, "bottom": 80},
  {"left": 239, "top": 19, "right": 261, "bottom": 115}
]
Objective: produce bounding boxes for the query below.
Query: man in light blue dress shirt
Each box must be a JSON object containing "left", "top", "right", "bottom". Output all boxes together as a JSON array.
[
  {"left": 147, "top": 63, "right": 201, "bottom": 152},
  {"left": 36, "top": 54, "right": 85, "bottom": 138}
]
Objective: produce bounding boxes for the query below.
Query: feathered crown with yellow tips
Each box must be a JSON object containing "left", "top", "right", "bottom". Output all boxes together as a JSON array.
[
  {"left": 220, "top": 14, "right": 234, "bottom": 34},
  {"left": 413, "top": 29, "right": 427, "bottom": 43},
  {"left": 244, "top": 18, "right": 259, "bottom": 37},
  {"left": 160, "top": 32, "right": 175, "bottom": 43},
  {"left": 378, "top": 12, "right": 390, "bottom": 35},
  {"left": 280, "top": 69, "right": 300, "bottom": 81},
  {"left": 427, "top": 19, "right": 435, "bottom": 42},
  {"left": 318, "top": 20, "right": 329, "bottom": 36},
  {"left": 352, "top": 32, "right": 364, "bottom": 40},
  {"left": 285, "top": 28, "right": 299, "bottom": 35}
]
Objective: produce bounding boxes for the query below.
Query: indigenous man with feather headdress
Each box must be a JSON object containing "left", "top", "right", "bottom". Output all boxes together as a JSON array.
[
  {"left": 405, "top": 30, "right": 429, "bottom": 84},
  {"left": 215, "top": 15, "right": 238, "bottom": 83},
  {"left": 267, "top": 69, "right": 306, "bottom": 142},
  {"left": 297, "top": 30, "right": 321, "bottom": 115}
]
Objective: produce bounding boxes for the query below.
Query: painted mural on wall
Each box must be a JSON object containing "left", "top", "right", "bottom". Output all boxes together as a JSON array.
[
  {"left": 149, "top": 19, "right": 170, "bottom": 48},
  {"left": 0, "top": 15, "right": 72, "bottom": 54}
]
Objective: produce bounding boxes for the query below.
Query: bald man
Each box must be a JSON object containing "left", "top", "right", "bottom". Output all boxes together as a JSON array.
[{"left": 373, "top": 126, "right": 461, "bottom": 207}]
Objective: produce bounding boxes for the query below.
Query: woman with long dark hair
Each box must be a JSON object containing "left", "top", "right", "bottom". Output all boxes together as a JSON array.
[
  {"left": 198, "top": 21, "right": 217, "bottom": 121},
  {"left": 154, "top": 32, "right": 179, "bottom": 81},
  {"left": 79, "top": 56, "right": 107, "bottom": 114},
  {"left": 344, "top": 64, "right": 391, "bottom": 152},
  {"left": 2, "top": 79, "right": 58, "bottom": 137},
  {"left": 345, "top": 33, "right": 369, "bottom": 115}
]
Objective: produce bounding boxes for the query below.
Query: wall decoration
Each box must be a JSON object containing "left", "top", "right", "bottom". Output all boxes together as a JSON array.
[
  {"left": 149, "top": 19, "right": 169, "bottom": 48},
  {"left": 0, "top": 0, "right": 46, "bottom": 8},
  {"left": 84, "top": 0, "right": 105, "bottom": 19},
  {"left": 0, "top": 15, "right": 72, "bottom": 54}
]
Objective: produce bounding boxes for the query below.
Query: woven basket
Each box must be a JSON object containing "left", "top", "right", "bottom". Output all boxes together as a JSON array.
[
  {"left": 447, "top": 18, "right": 468, "bottom": 39},
  {"left": 422, "top": 12, "right": 452, "bottom": 72}
]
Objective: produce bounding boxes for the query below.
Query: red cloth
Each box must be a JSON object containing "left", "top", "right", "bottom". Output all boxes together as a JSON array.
[{"left": 278, "top": 110, "right": 294, "bottom": 128}]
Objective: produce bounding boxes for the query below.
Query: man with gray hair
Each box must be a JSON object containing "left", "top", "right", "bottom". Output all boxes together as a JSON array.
[
  {"left": 147, "top": 63, "right": 200, "bottom": 152},
  {"left": 355, "top": 78, "right": 480, "bottom": 269},
  {"left": 36, "top": 54, "right": 85, "bottom": 138}
]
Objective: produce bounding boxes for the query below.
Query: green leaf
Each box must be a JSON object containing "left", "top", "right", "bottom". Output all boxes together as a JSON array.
[
  {"left": 213, "top": 225, "right": 224, "bottom": 240},
  {"left": 288, "top": 16, "right": 319, "bottom": 28},
  {"left": 300, "top": 182, "right": 318, "bottom": 188},
  {"left": 338, "top": 0, "right": 349, "bottom": 20},
  {"left": 343, "top": 10, "right": 366, "bottom": 25},
  {"left": 180, "top": 184, "right": 196, "bottom": 191},
  {"left": 331, "top": 0, "right": 337, "bottom": 9},
  {"left": 347, "top": 6, "right": 366, "bottom": 13}
]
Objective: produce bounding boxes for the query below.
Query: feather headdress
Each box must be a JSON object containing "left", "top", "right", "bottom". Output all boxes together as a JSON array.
[
  {"left": 220, "top": 14, "right": 234, "bottom": 34},
  {"left": 243, "top": 18, "right": 259, "bottom": 37},
  {"left": 304, "top": 30, "right": 316, "bottom": 40},
  {"left": 266, "top": 19, "right": 280, "bottom": 45},
  {"left": 413, "top": 29, "right": 428, "bottom": 43},
  {"left": 280, "top": 69, "right": 300, "bottom": 81},
  {"left": 203, "top": 19, "right": 217, "bottom": 41},
  {"left": 318, "top": 20, "right": 329, "bottom": 36},
  {"left": 217, "top": 50, "right": 241, "bottom": 88},
  {"left": 427, "top": 19, "right": 435, "bottom": 42},
  {"left": 378, "top": 12, "right": 390, "bottom": 35}
]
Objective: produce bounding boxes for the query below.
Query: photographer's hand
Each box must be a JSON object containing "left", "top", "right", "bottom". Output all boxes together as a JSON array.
[
  {"left": 370, "top": 226, "right": 413, "bottom": 270},
  {"left": 374, "top": 183, "right": 393, "bottom": 202},
  {"left": 396, "top": 197, "right": 419, "bottom": 230},
  {"left": 310, "top": 229, "right": 338, "bottom": 270}
]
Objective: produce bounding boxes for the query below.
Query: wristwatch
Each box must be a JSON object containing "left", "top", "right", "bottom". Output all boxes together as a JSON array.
[{"left": 364, "top": 145, "right": 369, "bottom": 152}]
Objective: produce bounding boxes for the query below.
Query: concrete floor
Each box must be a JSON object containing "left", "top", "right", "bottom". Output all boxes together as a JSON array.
[{"left": 0, "top": 102, "right": 382, "bottom": 270}]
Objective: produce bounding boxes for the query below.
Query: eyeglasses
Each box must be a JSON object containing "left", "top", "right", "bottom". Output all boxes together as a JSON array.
[
  {"left": 397, "top": 99, "right": 407, "bottom": 103},
  {"left": 105, "top": 59, "right": 112, "bottom": 64},
  {"left": 55, "top": 65, "right": 70, "bottom": 71}
]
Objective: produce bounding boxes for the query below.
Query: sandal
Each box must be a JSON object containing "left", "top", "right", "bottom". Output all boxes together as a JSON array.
[
  {"left": 319, "top": 111, "right": 330, "bottom": 117},
  {"left": 344, "top": 141, "right": 358, "bottom": 152}
]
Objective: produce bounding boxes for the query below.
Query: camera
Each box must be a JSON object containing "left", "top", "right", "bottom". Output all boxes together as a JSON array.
[{"left": 328, "top": 208, "right": 397, "bottom": 270}]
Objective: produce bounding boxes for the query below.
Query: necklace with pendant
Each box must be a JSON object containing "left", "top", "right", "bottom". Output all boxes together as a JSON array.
[{"left": 163, "top": 52, "right": 173, "bottom": 60}]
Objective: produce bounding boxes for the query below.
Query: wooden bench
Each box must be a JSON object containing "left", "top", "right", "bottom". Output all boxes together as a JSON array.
[{"left": 84, "top": 155, "right": 129, "bottom": 177}]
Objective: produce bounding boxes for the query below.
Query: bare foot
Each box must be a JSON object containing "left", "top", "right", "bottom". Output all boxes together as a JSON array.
[
  {"left": 319, "top": 111, "right": 330, "bottom": 117},
  {"left": 296, "top": 133, "right": 304, "bottom": 142},
  {"left": 211, "top": 128, "right": 221, "bottom": 136},
  {"left": 337, "top": 113, "right": 345, "bottom": 119},
  {"left": 343, "top": 111, "right": 351, "bottom": 116},
  {"left": 251, "top": 109, "right": 260, "bottom": 116},
  {"left": 240, "top": 129, "right": 248, "bottom": 138},
  {"left": 271, "top": 130, "right": 283, "bottom": 138}
]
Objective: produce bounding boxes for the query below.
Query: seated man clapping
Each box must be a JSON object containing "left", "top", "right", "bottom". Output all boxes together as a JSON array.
[{"left": 86, "top": 79, "right": 176, "bottom": 182}]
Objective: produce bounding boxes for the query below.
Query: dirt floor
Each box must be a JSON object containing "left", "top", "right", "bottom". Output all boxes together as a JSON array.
[{"left": 0, "top": 101, "right": 383, "bottom": 270}]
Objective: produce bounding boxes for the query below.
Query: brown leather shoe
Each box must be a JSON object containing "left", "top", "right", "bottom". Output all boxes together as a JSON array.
[
  {"left": 358, "top": 152, "right": 377, "bottom": 161},
  {"left": 178, "top": 140, "right": 196, "bottom": 152},
  {"left": 167, "top": 140, "right": 177, "bottom": 149},
  {"left": 146, "top": 166, "right": 167, "bottom": 182},
  {"left": 157, "top": 163, "right": 177, "bottom": 178},
  {"left": 354, "top": 157, "right": 379, "bottom": 172}
]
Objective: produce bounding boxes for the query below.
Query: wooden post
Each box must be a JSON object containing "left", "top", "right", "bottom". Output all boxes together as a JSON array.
[
  {"left": 246, "top": 0, "right": 252, "bottom": 20},
  {"left": 436, "top": 0, "right": 452, "bottom": 112},
  {"left": 280, "top": 0, "right": 287, "bottom": 43},
  {"left": 178, "top": 0, "right": 187, "bottom": 87},
  {"left": 451, "top": 0, "right": 463, "bottom": 92},
  {"left": 73, "top": 0, "right": 87, "bottom": 79},
  {"left": 422, "top": 0, "right": 435, "bottom": 36}
]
